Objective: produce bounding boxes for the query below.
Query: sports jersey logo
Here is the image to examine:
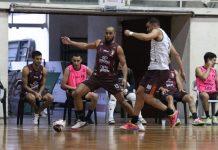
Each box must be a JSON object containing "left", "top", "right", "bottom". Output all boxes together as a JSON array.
[
  {"left": 110, "top": 50, "right": 115, "bottom": 56},
  {"left": 146, "top": 84, "right": 152, "bottom": 90}
]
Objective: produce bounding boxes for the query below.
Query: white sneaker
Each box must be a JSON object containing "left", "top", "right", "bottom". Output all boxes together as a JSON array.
[
  {"left": 40, "top": 110, "right": 47, "bottom": 118},
  {"left": 212, "top": 116, "right": 218, "bottom": 124},
  {"left": 139, "top": 118, "right": 147, "bottom": 125},
  {"left": 71, "top": 120, "right": 87, "bottom": 129},
  {"left": 108, "top": 120, "right": 115, "bottom": 125},
  {"left": 175, "top": 118, "right": 181, "bottom": 126},
  {"left": 33, "top": 114, "right": 39, "bottom": 125},
  {"left": 137, "top": 121, "right": 145, "bottom": 132}
]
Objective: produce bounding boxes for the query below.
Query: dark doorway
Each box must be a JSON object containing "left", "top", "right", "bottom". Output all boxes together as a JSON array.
[{"left": 122, "top": 17, "right": 171, "bottom": 86}]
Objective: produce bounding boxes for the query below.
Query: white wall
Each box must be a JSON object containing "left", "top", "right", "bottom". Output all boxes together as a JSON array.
[
  {"left": 0, "top": 12, "right": 8, "bottom": 118},
  {"left": 190, "top": 17, "right": 218, "bottom": 95}
]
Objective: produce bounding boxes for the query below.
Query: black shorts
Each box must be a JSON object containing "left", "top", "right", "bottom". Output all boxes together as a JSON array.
[
  {"left": 139, "top": 70, "right": 170, "bottom": 95},
  {"left": 83, "top": 75, "right": 122, "bottom": 95},
  {"left": 205, "top": 92, "right": 218, "bottom": 100}
]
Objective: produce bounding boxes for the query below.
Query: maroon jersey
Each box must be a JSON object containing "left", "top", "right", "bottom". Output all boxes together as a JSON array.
[
  {"left": 27, "top": 64, "right": 43, "bottom": 91},
  {"left": 93, "top": 40, "right": 119, "bottom": 79},
  {"left": 162, "top": 69, "right": 178, "bottom": 93}
]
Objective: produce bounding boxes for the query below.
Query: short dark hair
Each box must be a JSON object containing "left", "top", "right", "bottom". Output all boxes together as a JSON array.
[
  {"left": 147, "top": 17, "right": 160, "bottom": 26},
  {"left": 32, "top": 50, "right": 42, "bottom": 59},
  {"left": 204, "top": 52, "right": 217, "bottom": 63}
]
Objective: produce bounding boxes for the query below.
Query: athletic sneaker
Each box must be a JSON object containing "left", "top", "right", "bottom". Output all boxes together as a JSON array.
[
  {"left": 168, "top": 110, "right": 179, "bottom": 127},
  {"left": 120, "top": 122, "right": 139, "bottom": 131},
  {"left": 192, "top": 118, "right": 204, "bottom": 126},
  {"left": 212, "top": 116, "right": 218, "bottom": 124},
  {"left": 139, "top": 118, "right": 147, "bottom": 125},
  {"left": 33, "top": 113, "right": 39, "bottom": 125},
  {"left": 205, "top": 117, "right": 212, "bottom": 125},
  {"left": 40, "top": 110, "right": 47, "bottom": 118},
  {"left": 71, "top": 120, "right": 87, "bottom": 129},
  {"left": 85, "top": 118, "right": 94, "bottom": 124},
  {"left": 108, "top": 120, "right": 115, "bottom": 125},
  {"left": 175, "top": 118, "right": 181, "bottom": 126},
  {"left": 137, "top": 121, "right": 145, "bottom": 132}
]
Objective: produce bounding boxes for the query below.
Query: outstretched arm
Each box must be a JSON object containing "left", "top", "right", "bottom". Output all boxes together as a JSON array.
[
  {"left": 124, "top": 28, "right": 160, "bottom": 41},
  {"left": 61, "top": 36, "right": 100, "bottom": 50}
]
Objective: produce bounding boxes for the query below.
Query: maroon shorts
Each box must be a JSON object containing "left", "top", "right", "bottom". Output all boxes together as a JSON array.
[
  {"left": 139, "top": 70, "right": 170, "bottom": 95},
  {"left": 24, "top": 88, "right": 50, "bottom": 98},
  {"left": 205, "top": 92, "right": 218, "bottom": 100},
  {"left": 164, "top": 91, "right": 187, "bottom": 102},
  {"left": 83, "top": 75, "right": 122, "bottom": 95}
]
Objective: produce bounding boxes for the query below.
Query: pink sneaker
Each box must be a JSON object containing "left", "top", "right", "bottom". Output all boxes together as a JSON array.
[
  {"left": 168, "top": 110, "right": 179, "bottom": 127},
  {"left": 192, "top": 118, "right": 204, "bottom": 126},
  {"left": 120, "top": 122, "right": 139, "bottom": 131}
]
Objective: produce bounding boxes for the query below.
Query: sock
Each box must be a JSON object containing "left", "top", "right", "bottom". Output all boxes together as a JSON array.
[
  {"left": 131, "top": 116, "right": 139, "bottom": 124},
  {"left": 215, "top": 111, "right": 218, "bottom": 116},
  {"left": 76, "top": 110, "right": 85, "bottom": 121},
  {"left": 205, "top": 111, "right": 210, "bottom": 118},
  {"left": 192, "top": 112, "right": 198, "bottom": 120},
  {"left": 86, "top": 110, "right": 93, "bottom": 119},
  {"left": 165, "top": 108, "right": 174, "bottom": 116}
]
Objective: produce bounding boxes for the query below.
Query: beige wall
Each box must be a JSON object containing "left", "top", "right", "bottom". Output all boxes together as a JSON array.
[
  {"left": 171, "top": 15, "right": 190, "bottom": 91},
  {"left": 190, "top": 17, "right": 218, "bottom": 95},
  {"left": 0, "top": 11, "right": 8, "bottom": 117}
]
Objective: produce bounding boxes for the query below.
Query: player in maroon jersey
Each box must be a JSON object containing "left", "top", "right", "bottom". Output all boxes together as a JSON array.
[
  {"left": 61, "top": 26, "right": 135, "bottom": 129},
  {"left": 22, "top": 51, "right": 53, "bottom": 125}
]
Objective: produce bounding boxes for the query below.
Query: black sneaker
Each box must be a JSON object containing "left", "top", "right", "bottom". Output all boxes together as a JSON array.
[{"left": 85, "top": 118, "right": 94, "bottom": 124}]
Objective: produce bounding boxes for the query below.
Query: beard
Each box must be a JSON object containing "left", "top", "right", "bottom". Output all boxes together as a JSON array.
[{"left": 105, "top": 37, "right": 114, "bottom": 45}]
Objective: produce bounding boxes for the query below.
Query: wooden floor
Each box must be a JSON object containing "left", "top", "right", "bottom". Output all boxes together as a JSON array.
[{"left": 1, "top": 117, "right": 218, "bottom": 150}]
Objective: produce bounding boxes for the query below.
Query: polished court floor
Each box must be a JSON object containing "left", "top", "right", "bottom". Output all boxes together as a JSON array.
[{"left": 1, "top": 114, "right": 218, "bottom": 150}]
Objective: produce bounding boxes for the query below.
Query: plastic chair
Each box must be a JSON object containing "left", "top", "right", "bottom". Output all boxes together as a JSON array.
[
  {"left": 192, "top": 80, "right": 218, "bottom": 117},
  {"left": 63, "top": 93, "right": 97, "bottom": 125},
  {"left": 17, "top": 72, "right": 60, "bottom": 125},
  {"left": 154, "top": 91, "right": 188, "bottom": 125}
]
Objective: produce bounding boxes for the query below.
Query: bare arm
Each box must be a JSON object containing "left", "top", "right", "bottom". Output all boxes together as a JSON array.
[
  {"left": 22, "top": 66, "right": 37, "bottom": 95},
  {"left": 195, "top": 60, "right": 214, "bottom": 81},
  {"left": 117, "top": 45, "right": 128, "bottom": 88},
  {"left": 170, "top": 44, "right": 186, "bottom": 82},
  {"left": 124, "top": 29, "right": 160, "bottom": 41},
  {"left": 174, "top": 70, "right": 185, "bottom": 92},
  {"left": 61, "top": 68, "right": 75, "bottom": 90},
  {"left": 38, "top": 67, "right": 47, "bottom": 94},
  {"left": 61, "top": 36, "right": 100, "bottom": 50},
  {"left": 195, "top": 67, "right": 211, "bottom": 81},
  {"left": 86, "top": 66, "right": 93, "bottom": 77}
]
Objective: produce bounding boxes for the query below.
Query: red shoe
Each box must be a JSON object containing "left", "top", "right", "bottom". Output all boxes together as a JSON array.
[
  {"left": 120, "top": 122, "right": 139, "bottom": 131},
  {"left": 168, "top": 110, "right": 179, "bottom": 127}
]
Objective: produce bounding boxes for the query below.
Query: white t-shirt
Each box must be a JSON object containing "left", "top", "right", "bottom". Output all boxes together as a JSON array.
[{"left": 148, "top": 28, "right": 171, "bottom": 70}]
